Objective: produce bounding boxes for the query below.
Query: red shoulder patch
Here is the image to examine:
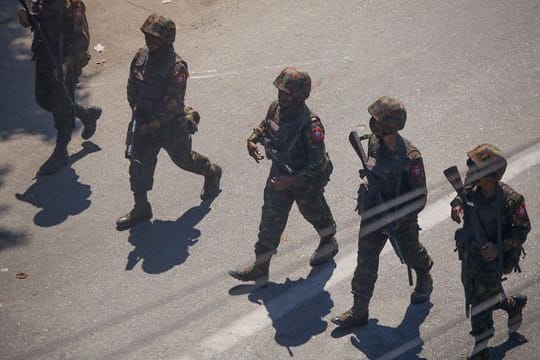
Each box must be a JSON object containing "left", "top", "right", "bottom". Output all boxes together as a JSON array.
[
  {"left": 309, "top": 127, "right": 324, "bottom": 142},
  {"left": 410, "top": 164, "right": 423, "bottom": 178},
  {"left": 73, "top": 7, "right": 84, "bottom": 22},
  {"left": 174, "top": 71, "right": 187, "bottom": 87},
  {"left": 515, "top": 203, "right": 528, "bottom": 219}
]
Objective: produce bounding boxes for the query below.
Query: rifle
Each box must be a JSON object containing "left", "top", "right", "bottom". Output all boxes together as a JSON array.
[
  {"left": 443, "top": 166, "right": 506, "bottom": 317},
  {"left": 18, "top": 0, "right": 74, "bottom": 107},
  {"left": 349, "top": 130, "right": 413, "bottom": 287},
  {"left": 259, "top": 131, "right": 294, "bottom": 176},
  {"left": 125, "top": 106, "right": 142, "bottom": 165}
]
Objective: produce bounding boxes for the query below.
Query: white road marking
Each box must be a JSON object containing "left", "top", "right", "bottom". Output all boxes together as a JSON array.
[{"left": 177, "top": 141, "right": 540, "bottom": 359}]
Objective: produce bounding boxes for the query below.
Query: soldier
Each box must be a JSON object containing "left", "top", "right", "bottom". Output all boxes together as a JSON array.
[
  {"left": 332, "top": 97, "right": 434, "bottom": 328},
  {"left": 228, "top": 67, "right": 338, "bottom": 285},
  {"left": 116, "top": 14, "right": 222, "bottom": 231},
  {"left": 450, "top": 144, "right": 530, "bottom": 359},
  {"left": 18, "top": 0, "right": 102, "bottom": 176}
]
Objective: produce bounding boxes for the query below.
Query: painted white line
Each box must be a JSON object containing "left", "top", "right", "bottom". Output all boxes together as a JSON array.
[
  {"left": 178, "top": 141, "right": 540, "bottom": 359},
  {"left": 190, "top": 70, "right": 239, "bottom": 79}
]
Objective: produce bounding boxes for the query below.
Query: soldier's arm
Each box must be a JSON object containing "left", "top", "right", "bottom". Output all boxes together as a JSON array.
[
  {"left": 64, "top": 1, "right": 89, "bottom": 60},
  {"left": 303, "top": 117, "right": 327, "bottom": 180},
  {"left": 248, "top": 102, "right": 277, "bottom": 143},
  {"left": 126, "top": 55, "right": 139, "bottom": 111},
  {"left": 503, "top": 196, "right": 531, "bottom": 251},
  {"left": 404, "top": 150, "right": 428, "bottom": 214},
  {"left": 149, "top": 61, "right": 188, "bottom": 129}
]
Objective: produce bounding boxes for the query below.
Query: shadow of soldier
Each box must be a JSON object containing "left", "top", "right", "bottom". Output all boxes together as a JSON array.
[
  {"left": 0, "top": 164, "right": 29, "bottom": 252},
  {"left": 14, "top": 141, "right": 100, "bottom": 227},
  {"left": 240, "top": 262, "right": 335, "bottom": 354},
  {"left": 331, "top": 301, "right": 433, "bottom": 360},
  {"left": 125, "top": 198, "right": 215, "bottom": 274},
  {"left": 489, "top": 332, "right": 528, "bottom": 359}
]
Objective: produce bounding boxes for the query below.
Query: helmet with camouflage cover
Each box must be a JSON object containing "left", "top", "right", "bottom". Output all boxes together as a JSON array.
[
  {"left": 466, "top": 143, "right": 507, "bottom": 181},
  {"left": 368, "top": 97, "right": 407, "bottom": 136},
  {"left": 140, "top": 13, "right": 176, "bottom": 44},
  {"left": 273, "top": 67, "right": 311, "bottom": 101}
]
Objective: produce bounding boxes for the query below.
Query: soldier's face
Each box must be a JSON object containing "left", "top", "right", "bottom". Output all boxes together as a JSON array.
[
  {"left": 145, "top": 33, "right": 164, "bottom": 51},
  {"left": 278, "top": 90, "right": 301, "bottom": 109}
]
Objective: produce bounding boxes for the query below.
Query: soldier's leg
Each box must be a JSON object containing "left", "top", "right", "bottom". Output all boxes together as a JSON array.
[
  {"left": 397, "top": 219, "right": 433, "bottom": 304},
  {"left": 501, "top": 294, "right": 528, "bottom": 335},
  {"left": 294, "top": 187, "right": 338, "bottom": 266},
  {"left": 116, "top": 137, "right": 161, "bottom": 230},
  {"left": 468, "top": 274, "right": 501, "bottom": 359},
  {"left": 331, "top": 224, "right": 387, "bottom": 327},
  {"left": 165, "top": 137, "right": 221, "bottom": 200},
  {"left": 229, "top": 179, "right": 294, "bottom": 284}
]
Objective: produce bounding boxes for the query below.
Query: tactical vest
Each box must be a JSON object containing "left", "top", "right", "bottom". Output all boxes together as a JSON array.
[
  {"left": 131, "top": 47, "right": 185, "bottom": 120},
  {"left": 264, "top": 102, "right": 317, "bottom": 175}
]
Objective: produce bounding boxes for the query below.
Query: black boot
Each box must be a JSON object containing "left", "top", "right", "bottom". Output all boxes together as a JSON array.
[
  {"left": 200, "top": 164, "right": 222, "bottom": 200},
  {"left": 331, "top": 298, "right": 369, "bottom": 328},
  {"left": 310, "top": 236, "right": 338, "bottom": 266},
  {"left": 468, "top": 328, "right": 494, "bottom": 360},
  {"left": 229, "top": 252, "right": 271, "bottom": 286},
  {"left": 505, "top": 294, "right": 527, "bottom": 334},
  {"left": 410, "top": 268, "right": 433, "bottom": 304},
  {"left": 75, "top": 105, "right": 102, "bottom": 140},
  {"left": 116, "top": 192, "right": 153, "bottom": 231},
  {"left": 38, "top": 131, "right": 70, "bottom": 176}
]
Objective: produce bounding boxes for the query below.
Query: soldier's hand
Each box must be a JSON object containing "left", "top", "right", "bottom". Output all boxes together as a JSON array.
[
  {"left": 451, "top": 205, "right": 464, "bottom": 224},
  {"left": 271, "top": 176, "right": 295, "bottom": 191},
  {"left": 247, "top": 141, "right": 264, "bottom": 162},
  {"left": 481, "top": 243, "right": 498, "bottom": 262}
]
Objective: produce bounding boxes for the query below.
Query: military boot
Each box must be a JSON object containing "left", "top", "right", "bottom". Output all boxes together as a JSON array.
[
  {"left": 200, "top": 164, "right": 222, "bottom": 200},
  {"left": 467, "top": 348, "right": 490, "bottom": 360},
  {"left": 411, "top": 261, "right": 434, "bottom": 304},
  {"left": 76, "top": 105, "right": 102, "bottom": 140},
  {"left": 331, "top": 302, "right": 369, "bottom": 328},
  {"left": 506, "top": 294, "right": 527, "bottom": 334},
  {"left": 38, "top": 131, "right": 70, "bottom": 176},
  {"left": 228, "top": 253, "right": 271, "bottom": 286},
  {"left": 309, "top": 236, "right": 338, "bottom": 266},
  {"left": 116, "top": 192, "right": 153, "bottom": 231},
  {"left": 468, "top": 328, "right": 493, "bottom": 360}
]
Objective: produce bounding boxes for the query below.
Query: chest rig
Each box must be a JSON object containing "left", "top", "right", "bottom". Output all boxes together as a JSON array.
[
  {"left": 366, "top": 137, "right": 407, "bottom": 201},
  {"left": 131, "top": 48, "right": 180, "bottom": 118}
]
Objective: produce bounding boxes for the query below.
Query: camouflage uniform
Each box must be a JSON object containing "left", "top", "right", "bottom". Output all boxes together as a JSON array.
[
  {"left": 451, "top": 144, "right": 530, "bottom": 359},
  {"left": 229, "top": 67, "right": 337, "bottom": 284},
  {"left": 332, "top": 97, "right": 433, "bottom": 328},
  {"left": 21, "top": 0, "right": 101, "bottom": 175},
  {"left": 116, "top": 14, "right": 221, "bottom": 231}
]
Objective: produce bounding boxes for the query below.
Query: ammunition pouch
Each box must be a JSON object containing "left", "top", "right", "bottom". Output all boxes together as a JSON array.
[
  {"left": 318, "top": 155, "right": 333, "bottom": 187},
  {"left": 355, "top": 183, "right": 369, "bottom": 215}
]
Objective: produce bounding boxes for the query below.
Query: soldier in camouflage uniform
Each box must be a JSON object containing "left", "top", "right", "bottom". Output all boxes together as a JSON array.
[
  {"left": 116, "top": 14, "right": 222, "bottom": 231},
  {"left": 19, "top": 0, "right": 102, "bottom": 176},
  {"left": 450, "top": 144, "right": 530, "bottom": 360},
  {"left": 332, "top": 97, "right": 433, "bottom": 328},
  {"left": 229, "top": 67, "right": 338, "bottom": 285}
]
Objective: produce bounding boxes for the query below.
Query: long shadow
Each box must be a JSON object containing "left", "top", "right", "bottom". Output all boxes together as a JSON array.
[
  {"left": 331, "top": 301, "right": 433, "bottom": 360},
  {"left": 14, "top": 141, "right": 100, "bottom": 227},
  {"left": 489, "top": 332, "right": 528, "bottom": 360},
  {"left": 231, "top": 262, "right": 335, "bottom": 355},
  {"left": 125, "top": 198, "right": 216, "bottom": 274}
]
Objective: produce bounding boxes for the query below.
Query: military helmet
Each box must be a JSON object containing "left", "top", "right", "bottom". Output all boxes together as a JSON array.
[
  {"left": 466, "top": 143, "right": 507, "bottom": 180},
  {"left": 273, "top": 67, "right": 311, "bottom": 101},
  {"left": 368, "top": 97, "right": 407, "bottom": 135},
  {"left": 141, "top": 14, "right": 176, "bottom": 44}
]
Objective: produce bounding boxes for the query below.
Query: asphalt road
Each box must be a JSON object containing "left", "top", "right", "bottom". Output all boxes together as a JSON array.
[{"left": 1, "top": 0, "right": 539, "bottom": 359}]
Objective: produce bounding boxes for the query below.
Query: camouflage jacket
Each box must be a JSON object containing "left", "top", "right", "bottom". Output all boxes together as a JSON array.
[
  {"left": 127, "top": 46, "right": 188, "bottom": 130},
  {"left": 452, "top": 182, "right": 531, "bottom": 258},
  {"left": 249, "top": 101, "right": 331, "bottom": 182},
  {"left": 32, "top": 0, "right": 90, "bottom": 65},
  {"left": 363, "top": 134, "right": 427, "bottom": 218}
]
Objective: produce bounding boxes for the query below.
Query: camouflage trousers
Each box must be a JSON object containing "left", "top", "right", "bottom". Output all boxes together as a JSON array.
[
  {"left": 351, "top": 217, "right": 432, "bottom": 305},
  {"left": 128, "top": 129, "right": 214, "bottom": 193},
  {"left": 254, "top": 177, "right": 336, "bottom": 256},
  {"left": 35, "top": 58, "right": 81, "bottom": 134},
  {"left": 462, "top": 267, "right": 503, "bottom": 338}
]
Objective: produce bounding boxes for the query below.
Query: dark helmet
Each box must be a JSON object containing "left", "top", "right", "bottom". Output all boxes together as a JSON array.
[
  {"left": 466, "top": 143, "right": 507, "bottom": 181},
  {"left": 368, "top": 97, "right": 407, "bottom": 136},
  {"left": 273, "top": 67, "right": 311, "bottom": 101},
  {"left": 140, "top": 14, "right": 176, "bottom": 44}
]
